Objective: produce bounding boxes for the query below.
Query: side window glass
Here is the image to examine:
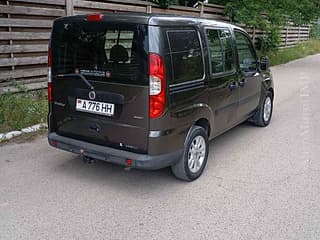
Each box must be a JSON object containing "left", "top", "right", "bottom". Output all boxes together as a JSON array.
[
  {"left": 206, "top": 29, "right": 234, "bottom": 74},
  {"left": 167, "top": 30, "right": 203, "bottom": 84},
  {"left": 220, "top": 30, "right": 234, "bottom": 72},
  {"left": 235, "top": 31, "right": 257, "bottom": 72}
]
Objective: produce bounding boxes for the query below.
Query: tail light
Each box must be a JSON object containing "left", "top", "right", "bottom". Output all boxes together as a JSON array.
[
  {"left": 48, "top": 47, "right": 52, "bottom": 68},
  {"left": 48, "top": 47, "right": 53, "bottom": 103},
  {"left": 149, "top": 53, "right": 166, "bottom": 119}
]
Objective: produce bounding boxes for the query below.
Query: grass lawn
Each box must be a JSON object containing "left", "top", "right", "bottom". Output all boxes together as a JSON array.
[
  {"left": 0, "top": 90, "right": 48, "bottom": 133},
  {"left": 267, "top": 40, "right": 320, "bottom": 66}
]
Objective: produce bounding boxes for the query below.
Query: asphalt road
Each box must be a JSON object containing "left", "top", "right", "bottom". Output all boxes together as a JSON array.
[{"left": 1, "top": 55, "right": 320, "bottom": 240}]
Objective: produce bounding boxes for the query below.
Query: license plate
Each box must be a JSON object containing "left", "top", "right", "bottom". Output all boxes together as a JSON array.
[{"left": 76, "top": 99, "right": 114, "bottom": 116}]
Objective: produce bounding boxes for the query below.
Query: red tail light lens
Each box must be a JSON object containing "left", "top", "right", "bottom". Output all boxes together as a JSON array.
[
  {"left": 87, "top": 14, "right": 104, "bottom": 22},
  {"left": 48, "top": 82, "right": 53, "bottom": 103},
  {"left": 48, "top": 47, "right": 52, "bottom": 67},
  {"left": 149, "top": 53, "right": 165, "bottom": 119}
]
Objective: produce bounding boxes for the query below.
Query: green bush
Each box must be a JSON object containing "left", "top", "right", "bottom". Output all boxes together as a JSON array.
[
  {"left": 310, "top": 23, "right": 320, "bottom": 39},
  {"left": 256, "top": 27, "right": 281, "bottom": 54},
  {"left": 264, "top": 40, "right": 320, "bottom": 66},
  {"left": 0, "top": 90, "right": 48, "bottom": 133}
]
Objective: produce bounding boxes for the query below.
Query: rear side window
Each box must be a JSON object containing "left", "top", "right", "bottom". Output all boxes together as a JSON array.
[
  {"left": 235, "top": 31, "right": 257, "bottom": 72},
  {"left": 51, "top": 21, "right": 148, "bottom": 85},
  {"left": 206, "top": 28, "right": 234, "bottom": 74},
  {"left": 167, "top": 29, "right": 204, "bottom": 84}
]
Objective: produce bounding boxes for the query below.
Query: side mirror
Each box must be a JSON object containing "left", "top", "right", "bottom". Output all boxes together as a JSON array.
[{"left": 260, "top": 56, "right": 270, "bottom": 71}]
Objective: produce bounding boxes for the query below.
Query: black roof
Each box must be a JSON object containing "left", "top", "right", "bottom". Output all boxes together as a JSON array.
[{"left": 55, "top": 12, "right": 243, "bottom": 31}]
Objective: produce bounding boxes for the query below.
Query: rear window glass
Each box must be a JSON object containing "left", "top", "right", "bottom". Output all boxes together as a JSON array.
[
  {"left": 51, "top": 21, "right": 148, "bottom": 85},
  {"left": 167, "top": 29, "right": 204, "bottom": 84}
]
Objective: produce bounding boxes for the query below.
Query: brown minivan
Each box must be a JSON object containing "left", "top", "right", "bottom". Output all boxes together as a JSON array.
[{"left": 48, "top": 13, "right": 274, "bottom": 181}]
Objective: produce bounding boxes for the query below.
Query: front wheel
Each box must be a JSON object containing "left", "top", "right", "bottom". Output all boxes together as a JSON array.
[
  {"left": 252, "top": 91, "right": 273, "bottom": 127},
  {"left": 171, "top": 126, "right": 209, "bottom": 181}
]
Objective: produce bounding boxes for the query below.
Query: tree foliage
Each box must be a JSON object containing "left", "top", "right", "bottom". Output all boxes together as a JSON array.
[
  {"left": 150, "top": 0, "right": 177, "bottom": 8},
  {"left": 151, "top": 0, "right": 320, "bottom": 24},
  {"left": 150, "top": 0, "right": 320, "bottom": 51},
  {"left": 177, "top": 0, "right": 199, "bottom": 6},
  {"left": 150, "top": 0, "right": 199, "bottom": 8},
  {"left": 211, "top": 0, "right": 320, "bottom": 26},
  {"left": 209, "top": 0, "right": 320, "bottom": 51}
]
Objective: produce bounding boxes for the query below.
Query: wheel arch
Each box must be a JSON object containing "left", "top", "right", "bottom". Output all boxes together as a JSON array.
[
  {"left": 184, "top": 118, "right": 211, "bottom": 147},
  {"left": 195, "top": 118, "right": 211, "bottom": 138},
  {"left": 268, "top": 87, "right": 274, "bottom": 100}
]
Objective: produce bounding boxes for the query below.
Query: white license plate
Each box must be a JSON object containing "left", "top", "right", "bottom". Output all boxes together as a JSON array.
[{"left": 76, "top": 98, "right": 114, "bottom": 116}]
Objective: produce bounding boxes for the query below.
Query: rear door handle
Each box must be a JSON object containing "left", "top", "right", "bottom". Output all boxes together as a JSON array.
[
  {"left": 229, "top": 82, "right": 238, "bottom": 91},
  {"left": 239, "top": 78, "right": 246, "bottom": 87}
]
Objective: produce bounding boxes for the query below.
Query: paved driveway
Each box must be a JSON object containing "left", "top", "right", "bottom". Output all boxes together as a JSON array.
[{"left": 1, "top": 55, "right": 320, "bottom": 240}]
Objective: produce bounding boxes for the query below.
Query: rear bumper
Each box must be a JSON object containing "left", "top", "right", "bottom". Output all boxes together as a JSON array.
[{"left": 48, "top": 132, "right": 182, "bottom": 170}]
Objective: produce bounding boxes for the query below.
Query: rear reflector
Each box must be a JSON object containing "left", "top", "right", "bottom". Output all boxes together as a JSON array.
[
  {"left": 149, "top": 53, "right": 166, "bottom": 119},
  {"left": 126, "top": 159, "right": 132, "bottom": 166},
  {"left": 87, "top": 14, "right": 104, "bottom": 22},
  {"left": 51, "top": 140, "right": 58, "bottom": 147}
]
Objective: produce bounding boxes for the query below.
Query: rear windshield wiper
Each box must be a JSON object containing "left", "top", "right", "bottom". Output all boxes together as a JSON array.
[{"left": 56, "top": 73, "right": 94, "bottom": 91}]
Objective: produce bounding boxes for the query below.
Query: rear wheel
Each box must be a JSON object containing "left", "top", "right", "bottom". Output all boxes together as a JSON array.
[
  {"left": 252, "top": 91, "right": 273, "bottom": 127},
  {"left": 171, "top": 126, "right": 209, "bottom": 181}
]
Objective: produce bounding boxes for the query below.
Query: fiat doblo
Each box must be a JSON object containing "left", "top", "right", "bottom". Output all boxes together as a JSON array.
[{"left": 48, "top": 13, "right": 274, "bottom": 181}]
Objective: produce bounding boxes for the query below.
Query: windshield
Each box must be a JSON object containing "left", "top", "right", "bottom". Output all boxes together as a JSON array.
[{"left": 51, "top": 21, "right": 148, "bottom": 85}]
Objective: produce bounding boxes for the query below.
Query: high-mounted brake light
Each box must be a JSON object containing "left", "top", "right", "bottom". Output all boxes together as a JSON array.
[
  {"left": 149, "top": 53, "right": 165, "bottom": 119},
  {"left": 87, "top": 14, "right": 104, "bottom": 22},
  {"left": 48, "top": 47, "right": 53, "bottom": 103}
]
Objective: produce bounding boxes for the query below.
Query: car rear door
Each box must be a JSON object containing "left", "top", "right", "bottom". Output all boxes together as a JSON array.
[
  {"left": 205, "top": 27, "right": 239, "bottom": 135},
  {"left": 49, "top": 17, "right": 149, "bottom": 153}
]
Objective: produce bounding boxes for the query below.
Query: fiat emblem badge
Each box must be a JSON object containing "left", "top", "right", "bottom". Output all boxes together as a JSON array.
[{"left": 88, "top": 91, "right": 96, "bottom": 100}]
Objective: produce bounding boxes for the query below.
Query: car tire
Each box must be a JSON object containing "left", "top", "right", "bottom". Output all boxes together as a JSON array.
[
  {"left": 171, "top": 126, "right": 209, "bottom": 181},
  {"left": 252, "top": 91, "right": 273, "bottom": 127}
]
